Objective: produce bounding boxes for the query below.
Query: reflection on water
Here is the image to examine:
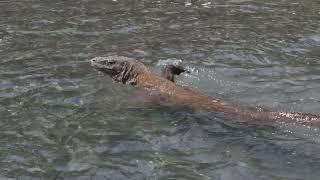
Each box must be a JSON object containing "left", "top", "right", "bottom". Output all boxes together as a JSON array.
[{"left": 1, "top": 0, "right": 320, "bottom": 179}]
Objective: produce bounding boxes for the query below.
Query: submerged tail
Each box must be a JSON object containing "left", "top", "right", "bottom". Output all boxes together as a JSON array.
[{"left": 271, "top": 111, "right": 320, "bottom": 125}]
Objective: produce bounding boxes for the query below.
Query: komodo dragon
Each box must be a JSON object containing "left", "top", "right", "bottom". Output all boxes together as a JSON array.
[{"left": 90, "top": 56, "right": 320, "bottom": 124}]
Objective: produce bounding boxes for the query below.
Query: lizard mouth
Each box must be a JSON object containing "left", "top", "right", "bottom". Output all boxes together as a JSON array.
[
  {"left": 96, "top": 67, "right": 120, "bottom": 77},
  {"left": 98, "top": 68, "right": 114, "bottom": 74},
  {"left": 90, "top": 62, "right": 115, "bottom": 76}
]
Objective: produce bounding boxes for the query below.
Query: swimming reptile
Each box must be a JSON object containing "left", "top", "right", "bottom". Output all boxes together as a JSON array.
[{"left": 90, "top": 56, "right": 320, "bottom": 124}]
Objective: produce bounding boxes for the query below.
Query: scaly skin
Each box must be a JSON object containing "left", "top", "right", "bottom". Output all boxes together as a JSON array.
[{"left": 90, "top": 56, "right": 320, "bottom": 124}]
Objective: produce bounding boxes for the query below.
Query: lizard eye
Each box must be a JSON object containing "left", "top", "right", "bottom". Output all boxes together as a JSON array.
[{"left": 107, "top": 61, "right": 116, "bottom": 65}]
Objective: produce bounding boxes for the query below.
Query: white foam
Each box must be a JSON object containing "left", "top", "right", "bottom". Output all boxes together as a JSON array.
[{"left": 156, "top": 58, "right": 183, "bottom": 66}]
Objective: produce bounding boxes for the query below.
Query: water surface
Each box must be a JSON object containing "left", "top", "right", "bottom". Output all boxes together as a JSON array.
[{"left": 1, "top": 0, "right": 320, "bottom": 179}]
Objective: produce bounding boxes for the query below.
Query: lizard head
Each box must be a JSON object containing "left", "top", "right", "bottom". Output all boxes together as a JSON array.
[{"left": 90, "top": 56, "right": 148, "bottom": 85}]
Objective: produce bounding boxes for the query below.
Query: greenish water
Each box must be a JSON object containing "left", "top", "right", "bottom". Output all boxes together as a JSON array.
[{"left": 1, "top": 0, "right": 320, "bottom": 179}]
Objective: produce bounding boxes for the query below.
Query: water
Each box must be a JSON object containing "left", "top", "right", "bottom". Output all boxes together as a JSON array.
[{"left": 1, "top": 0, "right": 320, "bottom": 179}]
